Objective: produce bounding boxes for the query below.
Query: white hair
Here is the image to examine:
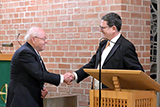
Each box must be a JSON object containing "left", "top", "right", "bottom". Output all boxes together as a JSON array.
[{"left": 24, "top": 27, "right": 41, "bottom": 41}]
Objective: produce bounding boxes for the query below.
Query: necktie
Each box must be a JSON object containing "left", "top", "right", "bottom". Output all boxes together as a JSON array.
[
  {"left": 38, "top": 55, "right": 45, "bottom": 88},
  {"left": 105, "top": 41, "right": 110, "bottom": 48},
  {"left": 38, "top": 55, "right": 45, "bottom": 71}
]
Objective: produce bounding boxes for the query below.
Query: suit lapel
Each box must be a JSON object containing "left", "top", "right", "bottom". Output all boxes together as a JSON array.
[
  {"left": 104, "top": 43, "right": 120, "bottom": 63},
  {"left": 26, "top": 42, "right": 45, "bottom": 71},
  {"left": 102, "top": 35, "right": 123, "bottom": 65}
]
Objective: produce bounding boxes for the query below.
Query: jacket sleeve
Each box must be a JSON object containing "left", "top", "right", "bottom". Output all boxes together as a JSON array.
[
  {"left": 75, "top": 52, "right": 98, "bottom": 83},
  {"left": 75, "top": 40, "right": 107, "bottom": 83}
]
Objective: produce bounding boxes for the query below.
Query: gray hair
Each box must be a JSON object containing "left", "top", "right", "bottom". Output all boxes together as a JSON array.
[{"left": 24, "top": 27, "right": 41, "bottom": 41}]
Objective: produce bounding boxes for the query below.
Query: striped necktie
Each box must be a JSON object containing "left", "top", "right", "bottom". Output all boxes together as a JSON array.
[{"left": 38, "top": 55, "right": 45, "bottom": 71}]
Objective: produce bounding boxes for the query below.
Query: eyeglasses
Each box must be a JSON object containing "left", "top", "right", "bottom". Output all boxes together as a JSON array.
[
  {"left": 99, "top": 25, "right": 108, "bottom": 30},
  {"left": 35, "top": 36, "right": 47, "bottom": 41}
]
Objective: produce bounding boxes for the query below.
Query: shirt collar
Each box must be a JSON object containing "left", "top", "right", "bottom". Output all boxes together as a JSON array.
[
  {"left": 110, "top": 33, "right": 121, "bottom": 43},
  {"left": 27, "top": 42, "right": 40, "bottom": 56},
  {"left": 33, "top": 48, "right": 40, "bottom": 56}
]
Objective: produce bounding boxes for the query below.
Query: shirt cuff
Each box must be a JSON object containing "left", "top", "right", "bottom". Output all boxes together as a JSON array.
[
  {"left": 73, "top": 72, "right": 78, "bottom": 82},
  {"left": 60, "top": 74, "right": 64, "bottom": 84}
]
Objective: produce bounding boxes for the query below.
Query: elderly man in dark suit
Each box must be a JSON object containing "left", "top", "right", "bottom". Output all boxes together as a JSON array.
[
  {"left": 72, "top": 12, "right": 144, "bottom": 89},
  {"left": 6, "top": 27, "right": 73, "bottom": 107}
]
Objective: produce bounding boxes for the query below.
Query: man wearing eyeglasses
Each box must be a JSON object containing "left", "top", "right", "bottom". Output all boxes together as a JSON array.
[
  {"left": 6, "top": 27, "right": 74, "bottom": 107},
  {"left": 71, "top": 12, "right": 144, "bottom": 89}
]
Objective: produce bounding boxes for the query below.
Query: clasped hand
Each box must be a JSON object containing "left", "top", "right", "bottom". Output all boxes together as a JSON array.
[{"left": 63, "top": 72, "right": 75, "bottom": 85}]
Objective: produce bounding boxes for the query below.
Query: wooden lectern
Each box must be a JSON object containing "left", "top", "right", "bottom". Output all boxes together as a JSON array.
[
  {"left": 0, "top": 54, "right": 12, "bottom": 106},
  {"left": 84, "top": 69, "right": 160, "bottom": 107}
]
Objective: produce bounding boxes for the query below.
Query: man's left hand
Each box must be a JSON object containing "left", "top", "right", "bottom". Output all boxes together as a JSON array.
[{"left": 41, "top": 87, "right": 48, "bottom": 98}]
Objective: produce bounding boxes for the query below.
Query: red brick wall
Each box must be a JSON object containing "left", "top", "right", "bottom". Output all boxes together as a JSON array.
[{"left": 0, "top": 0, "right": 150, "bottom": 106}]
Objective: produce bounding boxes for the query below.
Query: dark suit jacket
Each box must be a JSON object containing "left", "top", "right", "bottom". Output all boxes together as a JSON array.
[
  {"left": 6, "top": 42, "right": 60, "bottom": 107},
  {"left": 75, "top": 35, "right": 144, "bottom": 83}
]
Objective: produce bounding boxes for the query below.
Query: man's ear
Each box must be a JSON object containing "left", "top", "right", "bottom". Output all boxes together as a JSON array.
[
  {"left": 112, "top": 25, "right": 117, "bottom": 33},
  {"left": 31, "top": 36, "right": 36, "bottom": 44}
]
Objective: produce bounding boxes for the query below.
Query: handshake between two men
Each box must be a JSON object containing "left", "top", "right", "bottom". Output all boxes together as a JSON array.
[
  {"left": 63, "top": 72, "right": 75, "bottom": 85},
  {"left": 41, "top": 72, "right": 75, "bottom": 98}
]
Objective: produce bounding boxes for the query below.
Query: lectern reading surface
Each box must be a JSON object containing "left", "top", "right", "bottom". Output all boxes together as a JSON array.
[{"left": 84, "top": 69, "right": 160, "bottom": 91}]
